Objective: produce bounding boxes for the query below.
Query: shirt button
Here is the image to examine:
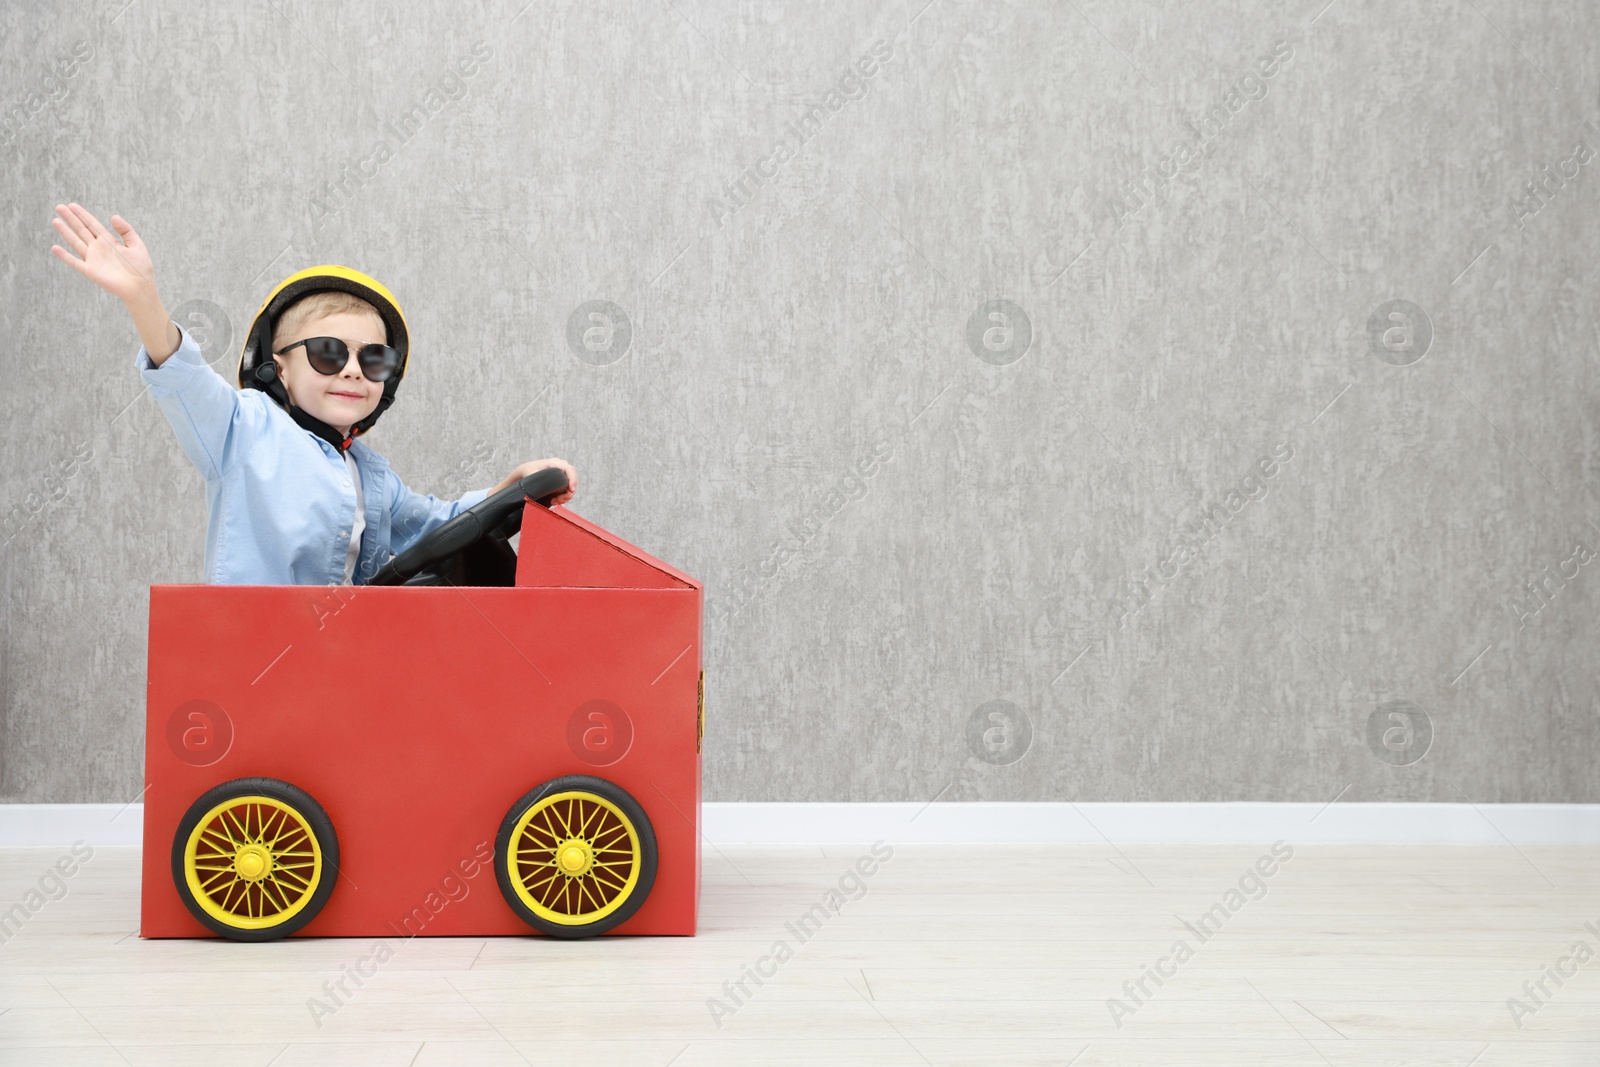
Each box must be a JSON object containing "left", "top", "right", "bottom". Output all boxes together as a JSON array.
[{"left": 339, "top": 531, "right": 349, "bottom": 538}]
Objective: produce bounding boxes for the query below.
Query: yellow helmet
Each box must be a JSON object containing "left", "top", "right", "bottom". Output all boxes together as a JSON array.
[{"left": 238, "top": 265, "right": 411, "bottom": 444}]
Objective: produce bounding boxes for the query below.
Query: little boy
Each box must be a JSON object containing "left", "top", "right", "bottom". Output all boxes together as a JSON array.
[{"left": 50, "top": 202, "right": 576, "bottom": 585}]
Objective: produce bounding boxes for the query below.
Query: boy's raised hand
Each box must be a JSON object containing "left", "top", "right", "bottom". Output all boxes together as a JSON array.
[{"left": 50, "top": 203, "right": 157, "bottom": 305}]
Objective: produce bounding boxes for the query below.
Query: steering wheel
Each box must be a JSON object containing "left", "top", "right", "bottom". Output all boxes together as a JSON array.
[{"left": 368, "top": 466, "right": 569, "bottom": 587}]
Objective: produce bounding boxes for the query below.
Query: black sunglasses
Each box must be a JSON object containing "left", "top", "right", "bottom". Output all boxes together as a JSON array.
[{"left": 274, "top": 336, "right": 402, "bottom": 382}]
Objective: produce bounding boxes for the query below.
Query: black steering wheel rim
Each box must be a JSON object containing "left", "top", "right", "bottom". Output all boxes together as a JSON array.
[{"left": 367, "top": 466, "right": 569, "bottom": 587}]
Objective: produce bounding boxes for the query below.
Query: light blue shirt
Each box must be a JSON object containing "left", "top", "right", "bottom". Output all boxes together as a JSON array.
[{"left": 136, "top": 322, "right": 490, "bottom": 585}]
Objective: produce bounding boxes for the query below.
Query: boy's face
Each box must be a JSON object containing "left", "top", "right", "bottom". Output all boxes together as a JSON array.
[{"left": 272, "top": 310, "right": 388, "bottom": 435}]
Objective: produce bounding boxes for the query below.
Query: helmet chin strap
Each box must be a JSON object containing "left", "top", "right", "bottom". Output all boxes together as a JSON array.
[
  {"left": 251, "top": 363, "right": 357, "bottom": 452},
  {"left": 287, "top": 402, "right": 357, "bottom": 453}
]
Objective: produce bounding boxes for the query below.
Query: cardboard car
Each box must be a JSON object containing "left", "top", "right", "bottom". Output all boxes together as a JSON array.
[{"left": 140, "top": 470, "right": 703, "bottom": 940}]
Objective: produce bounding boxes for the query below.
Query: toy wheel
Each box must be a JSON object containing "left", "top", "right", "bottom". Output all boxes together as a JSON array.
[
  {"left": 495, "top": 775, "right": 657, "bottom": 938},
  {"left": 171, "top": 777, "right": 339, "bottom": 942}
]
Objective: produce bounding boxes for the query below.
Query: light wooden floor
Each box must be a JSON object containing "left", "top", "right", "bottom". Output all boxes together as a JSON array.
[{"left": 1, "top": 842, "right": 1597, "bottom": 1065}]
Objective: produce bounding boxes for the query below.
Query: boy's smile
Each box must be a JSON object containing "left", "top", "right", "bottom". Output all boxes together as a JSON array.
[{"left": 272, "top": 310, "right": 387, "bottom": 435}]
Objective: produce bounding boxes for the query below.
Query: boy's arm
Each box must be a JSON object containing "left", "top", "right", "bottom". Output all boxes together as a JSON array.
[
  {"left": 135, "top": 316, "right": 260, "bottom": 482},
  {"left": 127, "top": 288, "right": 181, "bottom": 365},
  {"left": 386, "top": 459, "right": 578, "bottom": 554},
  {"left": 386, "top": 473, "right": 492, "bottom": 556},
  {"left": 51, "top": 203, "right": 257, "bottom": 480}
]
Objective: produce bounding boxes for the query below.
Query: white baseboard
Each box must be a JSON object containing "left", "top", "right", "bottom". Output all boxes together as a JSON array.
[
  {"left": 2, "top": 801, "right": 1597, "bottom": 848},
  {"left": 702, "top": 802, "right": 1600, "bottom": 845}
]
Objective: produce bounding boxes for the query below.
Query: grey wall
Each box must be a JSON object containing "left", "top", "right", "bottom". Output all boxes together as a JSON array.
[{"left": 2, "top": 0, "right": 1596, "bottom": 805}]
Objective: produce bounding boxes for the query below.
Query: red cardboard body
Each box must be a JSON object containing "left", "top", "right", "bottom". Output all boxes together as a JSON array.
[{"left": 141, "top": 502, "right": 703, "bottom": 938}]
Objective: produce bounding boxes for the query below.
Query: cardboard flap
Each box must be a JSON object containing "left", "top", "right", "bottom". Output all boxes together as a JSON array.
[{"left": 515, "top": 501, "right": 697, "bottom": 589}]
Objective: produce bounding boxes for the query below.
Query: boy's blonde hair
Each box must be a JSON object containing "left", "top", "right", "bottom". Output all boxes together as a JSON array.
[{"left": 273, "top": 290, "right": 386, "bottom": 353}]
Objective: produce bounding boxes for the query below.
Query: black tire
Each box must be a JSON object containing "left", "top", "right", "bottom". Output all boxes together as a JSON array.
[
  {"left": 171, "top": 777, "right": 340, "bottom": 942},
  {"left": 494, "top": 774, "right": 657, "bottom": 938}
]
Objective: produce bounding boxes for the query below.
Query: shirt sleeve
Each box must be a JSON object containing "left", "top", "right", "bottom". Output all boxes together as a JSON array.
[
  {"left": 135, "top": 322, "right": 266, "bottom": 481},
  {"left": 385, "top": 473, "right": 492, "bottom": 557}
]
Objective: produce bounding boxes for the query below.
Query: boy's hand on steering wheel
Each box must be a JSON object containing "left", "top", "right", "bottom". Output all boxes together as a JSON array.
[{"left": 494, "top": 458, "right": 577, "bottom": 505}]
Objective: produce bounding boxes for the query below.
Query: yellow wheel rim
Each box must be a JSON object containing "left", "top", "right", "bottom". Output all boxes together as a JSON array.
[
  {"left": 183, "top": 795, "right": 324, "bottom": 930},
  {"left": 507, "top": 790, "right": 641, "bottom": 925}
]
